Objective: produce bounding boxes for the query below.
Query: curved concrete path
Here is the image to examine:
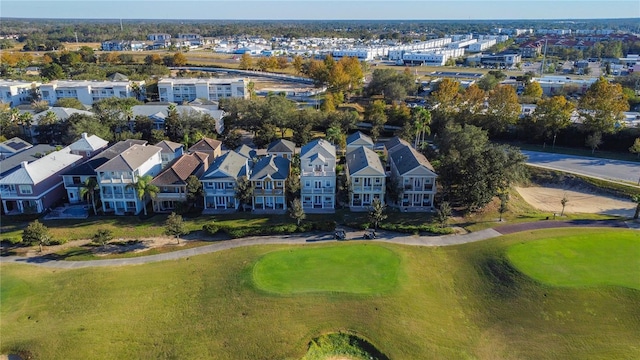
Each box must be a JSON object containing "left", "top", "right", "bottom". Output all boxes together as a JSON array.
[{"left": 0, "top": 219, "right": 634, "bottom": 269}]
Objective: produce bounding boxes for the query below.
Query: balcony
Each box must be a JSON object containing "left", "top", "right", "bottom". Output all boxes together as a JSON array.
[
  {"left": 100, "top": 175, "right": 134, "bottom": 184},
  {"left": 352, "top": 185, "right": 384, "bottom": 192},
  {"left": 204, "top": 188, "right": 235, "bottom": 195},
  {"left": 156, "top": 193, "right": 186, "bottom": 200},
  {"left": 301, "top": 170, "right": 336, "bottom": 177},
  {"left": 301, "top": 187, "right": 335, "bottom": 194},
  {"left": 254, "top": 188, "right": 284, "bottom": 195},
  {"left": 0, "top": 189, "right": 18, "bottom": 197}
]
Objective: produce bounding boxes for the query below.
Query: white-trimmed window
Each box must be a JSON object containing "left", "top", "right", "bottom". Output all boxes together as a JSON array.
[{"left": 19, "top": 185, "right": 32, "bottom": 194}]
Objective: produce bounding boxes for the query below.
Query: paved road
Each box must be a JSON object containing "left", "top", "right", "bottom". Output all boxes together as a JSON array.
[
  {"left": 522, "top": 150, "right": 640, "bottom": 185},
  {"left": 1, "top": 219, "right": 635, "bottom": 269}
]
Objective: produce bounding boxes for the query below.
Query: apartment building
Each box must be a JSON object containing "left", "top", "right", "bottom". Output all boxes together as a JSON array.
[
  {"left": 39, "top": 80, "right": 144, "bottom": 106},
  {"left": 0, "top": 80, "right": 40, "bottom": 107},
  {"left": 157, "top": 78, "right": 249, "bottom": 103}
]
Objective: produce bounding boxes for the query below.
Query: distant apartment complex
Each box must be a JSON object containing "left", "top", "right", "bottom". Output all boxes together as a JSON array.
[
  {"left": 157, "top": 78, "right": 249, "bottom": 103},
  {"left": 39, "top": 80, "right": 144, "bottom": 106}
]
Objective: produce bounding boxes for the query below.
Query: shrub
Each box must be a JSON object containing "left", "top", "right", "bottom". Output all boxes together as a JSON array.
[
  {"left": 202, "top": 223, "right": 220, "bottom": 235},
  {"left": 49, "top": 238, "right": 68, "bottom": 246}
]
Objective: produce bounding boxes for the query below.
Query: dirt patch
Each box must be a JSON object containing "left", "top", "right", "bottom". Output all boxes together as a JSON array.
[{"left": 515, "top": 186, "right": 635, "bottom": 217}]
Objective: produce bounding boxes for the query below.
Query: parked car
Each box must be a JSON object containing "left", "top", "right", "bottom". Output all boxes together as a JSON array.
[{"left": 334, "top": 228, "right": 346, "bottom": 240}]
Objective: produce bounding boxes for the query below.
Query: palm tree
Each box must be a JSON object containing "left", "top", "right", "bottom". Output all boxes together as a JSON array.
[
  {"left": 127, "top": 175, "right": 159, "bottom": 216},
  {"left": 79, "top": 177, "right": 99, "bottom": 215}
]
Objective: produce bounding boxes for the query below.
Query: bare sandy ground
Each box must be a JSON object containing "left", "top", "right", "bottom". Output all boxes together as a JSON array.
[{"left": 516, "top": 186, "right": 636, "bottom": 217}]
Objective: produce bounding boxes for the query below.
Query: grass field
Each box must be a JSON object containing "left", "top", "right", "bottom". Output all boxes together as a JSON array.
[
  {"left": 507, "top": 232, "right": 640, "bottom": 289},
  {"left": 253, "top": 245, "right": 400, "bottom": 294},
  {"left": 2, "top": 228, "right": 639, "bottom": 359}
]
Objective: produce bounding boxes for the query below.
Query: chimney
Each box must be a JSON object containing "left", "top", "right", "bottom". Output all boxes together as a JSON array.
[
  {"left": 82, "top": 132, "right": 88, "bottom": 139},
  {"left": 21, "top": 161, "right": 28, "bottom": 169}
]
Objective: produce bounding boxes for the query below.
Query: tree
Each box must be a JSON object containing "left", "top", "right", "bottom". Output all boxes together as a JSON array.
[
  {"left": 54, "top": 98, "right": 85, "bottom": 110},
  {"left": 288, "top": 198, "right": 306, "bottom": 226},
  {"left": 435, "top": 201, "right": 452, "bottom": 228},
  {"left": 92, "top": 229, "right": 113, "bottom": 247},
  {"left": 127, "top": 174, "right": 159, "bottom": 216},
  {"left": 173, "top": 52, "right": 188, "bottom": 67},
  {"left": 185, "top": 175, "right": 203, "bottom": 207},
  {"left": 368, "top": 198, "right": 387, "bottom": 230},
  {"left": 292, "top": 55, "right": 303, "bottom": 74},
  {"left": 436, "top": 124, "right": 527, "bottom": 211},
  {"left": 477, "top": 74, "right": 499, "bottom": 91},
  {"left": 239, "top": 52, "right": 252, "bottom": 70},
  {"left": 80, "top": 177, "right": 100, "bottom": 215},
  {"left": 498, "top": 192, "right": 509, "bottom": 222},
  {"left": 40, "top": 63, "right": 64, "bottom": 80},
  {"left": 165, "top": 212, "right": 187, "bottom": 244},
  {"left": 560, "top": 193, "right": 569, "bottom": 216},
  {"left": 579, "top": 77, "right": 629, "bottom": 135},
  {"left": 629, "top": 137, "right": 640, "bottom": 158},
  {"left": 144, "top": 54, "right": 162, "bottom": 65},
  {"left": 411, "top": 107, "right": 431, "bottom": 149},
  {"left": 366, "top": 100, "right": 387, "bottom": 142},
  {"left": 532, "top": 96, "right": 575, "bottom": 149},
  {"left": 522, "top": 81, "right": 543, "bottom": 98},
  {"left": 585, "top": 132, "right": 603, "bottom": 154},
  {"left": 22, "top": 220, "right": 50, "bottom": 252},
  {"left": 235, "top": 176, "right": 254, "bottom": 211},
  {"left": 631, "top": 194, "right": 640, "bottom": 220},
  {"left": 482, "top": 85, "right": 521, "bottom": 135}
]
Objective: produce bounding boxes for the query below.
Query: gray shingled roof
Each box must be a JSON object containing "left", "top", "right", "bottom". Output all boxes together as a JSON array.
[
  {"left": 235, "top": 144, "right": 257, "bottom": 159},
  {"left": 346, "top": 146, "right": 385, "bottom": 176},
  {"left": 300, "top": 138, "right": 335, "bottom": 159},
  {"left": 201, "top": 151, "right": 248, "bottom": 180},
  {"left": 155, "top": 140, "right": 183, "bottom": 153},
  {"left": 346, "top": 131, "right": 374, "bottom": 146},
  {"left": 250, "top": 155, "right": 290, "bottom": 180},
  {"left": 267, "top": 139, "right": 295, "bottom": 153},
  {"left": 63, "top": 140, "right": 145, "bottom": 176},
  {"left": 388, "top": 143, "right": 436, "bottom": 175},
  {"left": 96, "top": 144, "right": 161, "bottom": 172}
]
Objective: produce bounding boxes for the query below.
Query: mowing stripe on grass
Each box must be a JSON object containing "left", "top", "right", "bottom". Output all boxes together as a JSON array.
[{"left": 252, "top": 244, "right": 400, "bottom": 294}]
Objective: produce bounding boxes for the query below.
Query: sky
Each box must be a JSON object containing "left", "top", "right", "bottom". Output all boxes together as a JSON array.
[{"left": 1, "top": 0, "right": 639, "bottom": 20}]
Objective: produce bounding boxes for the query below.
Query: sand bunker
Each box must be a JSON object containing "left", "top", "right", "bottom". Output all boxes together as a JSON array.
[{"left": 516, "top": 186, "right": 636, "bottom": 217}]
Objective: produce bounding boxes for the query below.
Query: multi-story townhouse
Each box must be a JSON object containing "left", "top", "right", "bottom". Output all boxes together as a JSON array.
[
  {"left": 200, "top": 150, "right": 251, "bottom": 212},
  {"left": 345, "top": 146, "right": 386, "bottom": 210},
  {"left": 385, "top": 137, "right": 437, "bottom": 212},
  {"left": 346, "top": 131, "right": 374, "bottom": 154},
  {"left": 0, "top": 147, "right": 83, "bottom": 214},
  {"left": 101, "top": 40, "right": 145, "bottom": 51},
  {"left": 155, "top": 140, "right": 184, "bottom": 168},
  {"left": 95, "top": 144, "right": 162, "bottom": 215},
  {"left": 188, "top": 137, "right": 222, "bottom": 165},
  {"left": 250, "top": 155, "right": 290, "bottom": 212},
  {"left": 39, "top": 80, "right": 145, "bottom": 106},
  {"left": 61, "top": 140, "right": 146, "bottom": 205},
  {"left": 157, "top": 78, "right": 249, "bottom": 103},
  {"left": 150, "top": 152, "right": 208, "bottom": 213},
  {"left": 299, "top": 139, "right": 336, "bottom": 212},
  {"left": 147, "top": 33, "right": 171, "bottom": 42},
  {"left": 266, "top": 139, "right": 296, "bottom": 159},
  {"left": 0, "top": 80, "right": 40, "bottom": 107}
]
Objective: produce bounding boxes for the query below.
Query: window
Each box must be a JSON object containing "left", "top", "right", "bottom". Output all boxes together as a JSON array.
[
  {"left": 325, "top": 181, "right": 331, "bottom": 188},
  {"left": 375, "top": 178, "right": 381, "bottom": 184},
  {"left": 18, "top": 185, "right": 32, "bottom": 194},
  {"left": 354, "top": 178, "right": 360, "bottom": 184},
  {"left": 69, "top": 193, "right": 75, "bottom": 199},
  {"left": 314, "top": 164, "right": 322, "bottom": 172},
  {"left": 305, "top": 180, "right": 311, "bottom": 187},
  {"left": 72, "top": 176, "right": 81, "bottom": 184}
]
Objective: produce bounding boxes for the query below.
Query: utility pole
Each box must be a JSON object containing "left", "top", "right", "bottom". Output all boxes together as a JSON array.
[{"left": 540, "top": 39, "right": 548, "bottom": 77}]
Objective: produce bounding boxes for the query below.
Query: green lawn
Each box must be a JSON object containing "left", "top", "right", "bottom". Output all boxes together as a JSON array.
[
  {"left": 507, "top": 232, "right": 640, "bottom": 289},
  {"left": 253, "top": 244, "right": 400, "bottom": 294},
  {"left": 1, "top": 228, "right": 639, "bottom": 359}
]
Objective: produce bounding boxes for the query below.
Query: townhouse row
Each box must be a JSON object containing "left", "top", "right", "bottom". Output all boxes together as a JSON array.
[{"left": 0, "top": 132, "right": 437, "bottom": 216}]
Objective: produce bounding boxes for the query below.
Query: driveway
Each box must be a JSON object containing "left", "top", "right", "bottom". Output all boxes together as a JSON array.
[{"left": 522, "top": 150, "right": 640, "bottom": 185}]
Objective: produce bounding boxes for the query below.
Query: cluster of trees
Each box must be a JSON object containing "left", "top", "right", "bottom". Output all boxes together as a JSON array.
[
  {"left": 365, "top": 68, "right": 417, "bottom": 102},
  {"left": 0, "top": 97, "right": 220, "bottom": 147},
  {"left": 429, "top": 76, "right": 633, "bottom": 152}
]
